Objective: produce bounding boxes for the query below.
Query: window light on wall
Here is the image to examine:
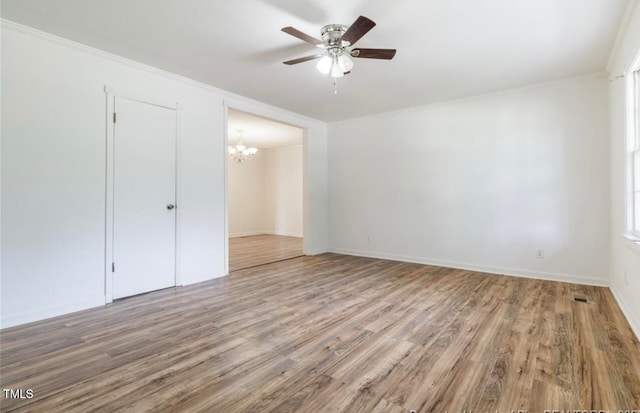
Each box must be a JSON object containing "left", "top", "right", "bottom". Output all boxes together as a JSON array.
[
  {"left": 632, "top": 69, "right": 640, "bottom": 237},
  {"left": 626, "top": 67, "right": 640, "bottom": 240}
]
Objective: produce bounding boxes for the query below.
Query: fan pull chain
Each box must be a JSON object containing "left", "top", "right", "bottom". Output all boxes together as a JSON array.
[{"left": 333, "top": 78, "right": 338, "bottom": 94}]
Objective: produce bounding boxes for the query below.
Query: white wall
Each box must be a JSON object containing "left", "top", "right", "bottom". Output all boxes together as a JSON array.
[
  {"left": 264, "top": 145, "right": 303, "bottom": 237},
  {"left": 0, "top": 21, "right": 328, "bottom": 328},
  {"left": 329, "top": 75, "right": 611, "bottom": 286},
  {"left": 608, "top": 1, "right": 640, "bottom": 339},
  {"left": 303, "top": 125, "right": 329, "bottom": 254},
  {"left": 228, "top": 151, "right": 265, "bottom": 237}
]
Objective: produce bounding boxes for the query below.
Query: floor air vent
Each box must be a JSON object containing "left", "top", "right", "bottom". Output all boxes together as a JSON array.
[{"left": 572, "top": 294, "right": 590, "bottom": 303}]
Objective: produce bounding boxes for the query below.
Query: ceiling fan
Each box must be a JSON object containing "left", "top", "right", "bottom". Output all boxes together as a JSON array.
[{"left": 281, "top": 16, "right": 396, "bottom": 90}]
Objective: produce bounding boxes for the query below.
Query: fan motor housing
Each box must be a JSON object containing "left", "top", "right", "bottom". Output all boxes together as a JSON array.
[{"left": 321, "top": 24, "right": 348, "bottom": 46}]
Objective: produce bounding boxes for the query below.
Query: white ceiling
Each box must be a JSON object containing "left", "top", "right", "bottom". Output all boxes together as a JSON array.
[
  {"left": 228, "top": 108, "right": 303, "bottom": 149},
  {"left": 1, "top": 0, "right": 630, "bottom": 122}
]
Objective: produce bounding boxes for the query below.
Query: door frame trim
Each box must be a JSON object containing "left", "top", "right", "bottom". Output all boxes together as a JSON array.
[{"left": 104, "top": 85, "right": 181, "bottom": 303}]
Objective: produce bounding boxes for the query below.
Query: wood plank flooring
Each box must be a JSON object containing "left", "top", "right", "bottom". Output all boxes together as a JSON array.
[
  {"left": 229, "top": 234, "right": 303, "bottom": 272},
  {"left": 1, "top": 253, "right": 639, "bottom": 412}
]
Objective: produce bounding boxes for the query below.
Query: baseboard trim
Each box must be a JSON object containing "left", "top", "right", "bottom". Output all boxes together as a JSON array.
[
  {"left": 182, "top": 272, "right": 225, "bottom": 285},
  {"left": 328, "top": 248, "right": 609, "bottom": 287},
  {"left": 305, "top": 249, "right": 329, "bottom": 256},
  {"left": 230, "top": 231, "right": 265, "bottom": 238},
  {"left": 263, "top": 231, "right": 304, "bottom": 238},
  {"left": 0, "top": 295, "right": 105, "bottom": 330},
  {"left": 0, "top": 273, "right": 229, "bottom": 329},
  {"left": 230, "top": 232, "right": 304, "bottom": 238},
  {"left": 610, "top": 285, "right": 640, "bottom": 340}
]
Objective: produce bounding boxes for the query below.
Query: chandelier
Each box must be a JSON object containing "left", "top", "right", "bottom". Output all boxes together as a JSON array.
[{"left": 228, "top": 131, "right": 258, "bottom": 163}]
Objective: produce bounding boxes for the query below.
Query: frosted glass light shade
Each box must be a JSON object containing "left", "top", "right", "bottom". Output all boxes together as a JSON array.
[
  {"left": 337, "top": 54, "right": 353, "bottom": 72},
  {"left": 330, "top": 62, "right": 344, "bottom": 78},
  {"left": 316, "top": 55, "right": 332, "bottom": 74}
]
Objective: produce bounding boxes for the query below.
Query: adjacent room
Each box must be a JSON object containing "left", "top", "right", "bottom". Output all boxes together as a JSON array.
[
  {"left": 2, "top": 0, "right": 640, "bottom": 411},
  {"left": 227, "top": 109, "right": 304, "bottom": 272}
]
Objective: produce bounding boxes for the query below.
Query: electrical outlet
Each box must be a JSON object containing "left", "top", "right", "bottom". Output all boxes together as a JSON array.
[{"left": 536, "top": 249, "right": 544, "bottom": 259}]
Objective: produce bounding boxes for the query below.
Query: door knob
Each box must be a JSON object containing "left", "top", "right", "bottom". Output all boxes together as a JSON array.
[{"left": 167, "top": 203, "right": 175, "bottom": 210}]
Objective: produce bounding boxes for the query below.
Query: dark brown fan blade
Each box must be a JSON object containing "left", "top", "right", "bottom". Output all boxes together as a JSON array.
[
  {"left": 283, "top": 54, "right": 322, "bottom": 65},
  {"left": 351, "top": 48, "right": 396, "bottom": 59},
  {"left": 341, "top": 16, "right": 376, "bottom": 46},
  {"left": 281, "top": 27, "right": 322, "bottom": 46}
]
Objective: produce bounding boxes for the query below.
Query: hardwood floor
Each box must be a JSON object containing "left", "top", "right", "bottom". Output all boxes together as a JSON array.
[
  {"left": 229, "top": 234, "right": 303, "bottom": 272},
  {"left": 1, "top": 254, "right": 639, "bottom": 412}
]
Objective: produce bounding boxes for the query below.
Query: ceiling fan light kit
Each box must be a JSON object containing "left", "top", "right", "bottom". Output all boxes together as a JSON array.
[{"left": 282, "top": 16, "right": 396, "bottom": 93}]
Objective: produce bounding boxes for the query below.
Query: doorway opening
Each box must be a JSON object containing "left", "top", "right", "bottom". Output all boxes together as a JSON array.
[{"left": 226, "top": 108, "right": 305, "bottom": 272}]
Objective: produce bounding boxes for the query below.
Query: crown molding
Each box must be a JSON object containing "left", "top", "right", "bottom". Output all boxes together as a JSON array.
[
  {"left": 606, "top": 0, "right": 640, "bottom": 72},
  {"left": 0, "top": 18, "right": 326, "bottom": 128}
]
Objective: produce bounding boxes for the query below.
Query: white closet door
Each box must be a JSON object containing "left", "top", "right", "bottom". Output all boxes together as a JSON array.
[{"left": 112, "top": 97, "right": 177, "bottom": 299}]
